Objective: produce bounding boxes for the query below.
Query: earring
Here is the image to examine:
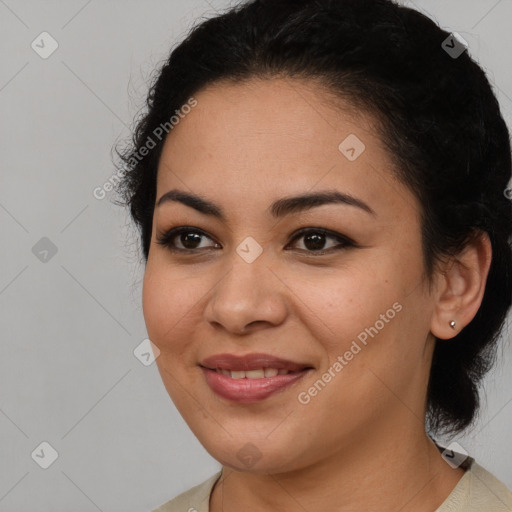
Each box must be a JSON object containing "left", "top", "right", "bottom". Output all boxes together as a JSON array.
[{"left": 449, "top": 320, "right": 456, "bottom": 329}]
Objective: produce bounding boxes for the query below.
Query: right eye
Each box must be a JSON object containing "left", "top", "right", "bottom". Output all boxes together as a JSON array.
[{"left": 156, "top": 227, "right": 220, "bottom": 252}]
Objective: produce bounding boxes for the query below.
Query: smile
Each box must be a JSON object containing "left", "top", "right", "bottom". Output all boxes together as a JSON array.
[
  {"left": 214, "top": 368, "right": 296, "bottom": 379},
  {"left": 199, "top": 352, "right": 313, "bottom": 402}
]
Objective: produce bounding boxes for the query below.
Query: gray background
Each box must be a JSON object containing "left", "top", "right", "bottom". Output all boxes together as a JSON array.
[{"left": 0, "top": 0, "right": 511, "bottom": 511}]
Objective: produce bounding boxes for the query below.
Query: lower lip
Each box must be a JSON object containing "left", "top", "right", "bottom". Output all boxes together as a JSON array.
[{"left": 201, "top": 367, "right": 310, "bottom": 403}]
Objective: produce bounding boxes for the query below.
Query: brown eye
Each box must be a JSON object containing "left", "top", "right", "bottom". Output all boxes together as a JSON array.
[
  {"left": 287, "top": 228, "right": 354, "bottom": 253},
  {"left": 156, "top": 227, "right": 218, "bottom": 252},
  {"left": 177, "top": 232, "right": 204, "bottom": 250},
  {"left": 156, "top": 226, "right": 354, "bottom": 255},
  {"left": 302, "top": 232, "right": 328, "bottom": 251}
]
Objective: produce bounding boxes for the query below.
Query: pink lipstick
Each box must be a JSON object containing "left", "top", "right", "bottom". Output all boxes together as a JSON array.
[{"left": 200, "top": 353, "right": 313, "bottom": 403}]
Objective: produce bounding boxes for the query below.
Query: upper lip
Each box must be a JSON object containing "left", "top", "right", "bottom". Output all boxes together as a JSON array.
[{"left": 200, "top": 353, "right": 312, "bottom": 372}]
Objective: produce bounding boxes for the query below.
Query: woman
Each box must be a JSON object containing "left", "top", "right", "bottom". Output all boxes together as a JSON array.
[{"left": 115, "top": 0, "right": 512, "bottom": 510}]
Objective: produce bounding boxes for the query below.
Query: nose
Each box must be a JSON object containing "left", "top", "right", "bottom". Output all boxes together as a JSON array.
[{"left": 204, "top": 251, "right": 288, "bottom": 335}]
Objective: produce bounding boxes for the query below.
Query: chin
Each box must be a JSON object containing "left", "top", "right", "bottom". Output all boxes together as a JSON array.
[{"left": 200, "top": 435, "right": 311, "bottom": 475}]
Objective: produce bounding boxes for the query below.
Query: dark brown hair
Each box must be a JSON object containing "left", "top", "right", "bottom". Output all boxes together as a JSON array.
[{"left": 114, "top": 0, "right": 512, "bottom": 435}]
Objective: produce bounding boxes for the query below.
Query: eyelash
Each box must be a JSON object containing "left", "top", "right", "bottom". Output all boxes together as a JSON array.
[{"left": 155, "top": 226, "right": 356, "bottom": 255}]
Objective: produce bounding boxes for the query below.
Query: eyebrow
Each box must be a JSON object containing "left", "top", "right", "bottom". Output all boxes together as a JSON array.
[{"left": 156, "top": 188, "right": 376, "bottom": 220}]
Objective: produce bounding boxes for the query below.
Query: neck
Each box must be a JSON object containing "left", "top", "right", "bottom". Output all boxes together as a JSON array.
[{"left": 210, "top": 420, "right": 465, "bottom": 512}]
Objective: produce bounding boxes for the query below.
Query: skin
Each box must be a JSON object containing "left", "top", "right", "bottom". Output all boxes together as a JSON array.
[{"left": 142, "top": 77, "right": 492, "bottom": 511}]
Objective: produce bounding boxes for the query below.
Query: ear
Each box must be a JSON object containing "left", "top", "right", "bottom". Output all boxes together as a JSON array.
[{"left": 430, "top": 231, "right": 492, "bottom": 340}]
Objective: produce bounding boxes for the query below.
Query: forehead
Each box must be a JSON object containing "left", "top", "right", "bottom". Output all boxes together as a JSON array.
[
  {"left": 155, "top": 77, "right": 419, "bottom": 222},
  {"left": 163, "top": 77, "right": 372, "bottom": 154}
]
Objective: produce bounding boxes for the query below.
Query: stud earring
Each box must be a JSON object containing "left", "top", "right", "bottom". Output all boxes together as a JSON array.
[{"left": 449, "top": 320, "right": 456, "bottom": 329}]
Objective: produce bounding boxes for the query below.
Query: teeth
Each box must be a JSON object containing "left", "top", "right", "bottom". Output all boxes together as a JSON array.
[
  {"left": 246, "top": 369, "right": 265, "bottom": 379},
  {"left": 264, "top": 368, "right": 279, "bottom": 377},
  {"left": 215, "top": 367, "right": 290, "bottom": 379}
]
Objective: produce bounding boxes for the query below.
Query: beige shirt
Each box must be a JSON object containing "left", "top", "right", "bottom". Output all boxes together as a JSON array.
[{"left": 151, "top": 459, "right": 512, "bottom": 512}]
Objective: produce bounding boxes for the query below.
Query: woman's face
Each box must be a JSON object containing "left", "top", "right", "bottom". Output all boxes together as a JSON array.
[{"left": 143, "top": 78, "right": 438, "bottom": 473}]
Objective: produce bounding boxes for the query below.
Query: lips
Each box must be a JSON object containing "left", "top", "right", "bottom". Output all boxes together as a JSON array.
[
  {"left": 199, "top": 353, "right": 313, "bottom": 403},
  {"left": 200, "top": 353, "right": 310, "bottom": 372}
]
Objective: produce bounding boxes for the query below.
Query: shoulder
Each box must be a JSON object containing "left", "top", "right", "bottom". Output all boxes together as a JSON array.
[
  {"left": 437, "top": 459, "right": 512, "bottom": 511},
  {"left": 151, "top": 471, "right": 222, "bottom": 512}
]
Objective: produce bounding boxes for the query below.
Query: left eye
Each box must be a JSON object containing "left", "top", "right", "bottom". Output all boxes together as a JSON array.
[
  {"left": 288, "top": 228, "right": 353, "bottom": 253},
  {"left": 155, "top": 227, "right": 354, "bottom": 254}
]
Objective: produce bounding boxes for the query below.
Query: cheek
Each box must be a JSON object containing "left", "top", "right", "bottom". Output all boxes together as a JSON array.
[
  {"left": 307, "top": 264, "right": 427, "bottom": 406},
  {"left": 294, "top": 275, "right": 409, "bottom": 422},
  {"left": 292, "top": 255, "right": 418, "bottom": 410},
  {"left": 141, "top": 262, "right": 203, "bottom": 354},
  {"left": 294, "top": 261, "right": 400, "bottom": 352}
]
